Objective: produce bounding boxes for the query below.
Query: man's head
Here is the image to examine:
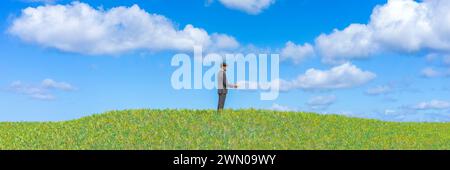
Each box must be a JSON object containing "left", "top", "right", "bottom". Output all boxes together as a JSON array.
[{"left": 221, "top": 62, "right": 227, "bottom": 71}]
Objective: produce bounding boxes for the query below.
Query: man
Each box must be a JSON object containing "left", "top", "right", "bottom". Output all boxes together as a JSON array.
[{"left": 217, "top": 62, "right": 238, "bottom": 111}]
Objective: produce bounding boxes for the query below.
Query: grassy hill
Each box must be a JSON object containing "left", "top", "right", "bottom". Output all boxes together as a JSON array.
[{"left": 0, "top": 109, "right": 449, "bottom": 150}]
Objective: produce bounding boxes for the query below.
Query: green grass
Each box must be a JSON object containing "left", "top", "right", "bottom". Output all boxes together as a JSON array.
[{"left": 0, "top": 109, "right": 449, "bottom": 150}]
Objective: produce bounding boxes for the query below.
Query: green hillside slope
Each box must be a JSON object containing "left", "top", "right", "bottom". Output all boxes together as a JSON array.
[{"left": 0, "top": 109, "right": 449, "bottom": 150}]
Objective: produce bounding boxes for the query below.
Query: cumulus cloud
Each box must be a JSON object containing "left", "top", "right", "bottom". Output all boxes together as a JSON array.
[
  {"left": 307, "top": 95, "right": 336, "bottom": 110},
  {"left": 316, "top": 24, "right": 378, "bottom": 64},
  {"left": 9, "top": 2, "right": 239, "bottom": 55},
  {"left": 280, "top": 41, "right": 315, "bottom": 64},
  {"left": 218, "top": 0, "right": 275, "bottom": 14},
  {"left": 281, "top": 63, "right": 376, "bottom": 90},
  {"left": 411, "top": 100, "right": 450, "bottom": 110},
  {"left": 315, "top": 0, "right": 450, "bottom": 63},
  {"left": 9, "top": 79, "right": 75, "bottom": 100}
]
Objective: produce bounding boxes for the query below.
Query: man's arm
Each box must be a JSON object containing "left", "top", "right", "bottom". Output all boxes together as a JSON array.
[
  {"left": 223, "top": 71, "right": 238, "bottom": 88},
  {"left": 227, "top": 82, "right": 238, "bottom": 88}
]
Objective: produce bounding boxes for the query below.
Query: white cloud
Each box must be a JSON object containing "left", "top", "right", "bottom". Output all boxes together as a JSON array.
[
  {"left": 41, "top": 78, "right": 76, "bottom": 91},
  {"left": 366, "top": 85, "right": 392, "bottom": 95},
  {"left": 411, "top": 100, "right": 450, "bottom": 110},
  {"left": 218, "top": 0, "right": 275, "bottom": 14},
  {"left": 270, "top": 103, "right": 296, "bottom": 111},
  {"left": 210, "top": 33, "right": 240, "bottom": 50},
  {"left": 420, "top": 67, "right": 443, "bottom": 78},
  {"left": 422, "top": 53, "right": 450, "bottom": 77},
  {"left": 384, "top": 109, "right": 397, "bottom": 115},
  {"left": 315, "top": 24, "right": 378, "bottom": 64},
  {"left": 280, "top": 41, "right": 315, "bottom": 64},
  {"left": 9, "top": 2, "right": 239, "bottom": 55},
  {"left": 281, "top": 63, "right": 376, "bottom": 90},
  {"left": 315, "top": 0, "right": 450, "bottom": 63},
  {"left": 307, "top": 95, "right": 336, "bottom": 110},
  {"left": 425, "top": 53, "right": 440, "bottom": 62},
  {"left": 443, "top": 56, "right": 450, "bottom": 65},
  {"left": 9, "top": 79, "right": 75, "bottom": 100},
  {"left": 424, "top": 53, "right": 450, "bottom": 66}
]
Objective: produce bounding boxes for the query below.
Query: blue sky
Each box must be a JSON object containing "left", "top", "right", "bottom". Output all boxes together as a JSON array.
[{"left": 1, "top": 0, "right": 450, "bottom": 122}]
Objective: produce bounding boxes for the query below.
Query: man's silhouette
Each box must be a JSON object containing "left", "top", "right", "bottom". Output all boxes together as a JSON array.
[{"left": 218, "top": 62, "right": 238, "bottom": 111}]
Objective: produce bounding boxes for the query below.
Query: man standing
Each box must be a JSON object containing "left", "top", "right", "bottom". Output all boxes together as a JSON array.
[{"left": 218, "top": 62, "right": 238, "bottom": 111}]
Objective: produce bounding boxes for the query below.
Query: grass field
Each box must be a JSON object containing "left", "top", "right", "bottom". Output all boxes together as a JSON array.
[{"left": 0, "top": 109, "right": 449, "bottom": 150}]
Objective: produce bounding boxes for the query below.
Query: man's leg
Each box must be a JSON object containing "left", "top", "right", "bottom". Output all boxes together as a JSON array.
[{"left": 217, "top": 94, "right": 227, "bottom": 111}]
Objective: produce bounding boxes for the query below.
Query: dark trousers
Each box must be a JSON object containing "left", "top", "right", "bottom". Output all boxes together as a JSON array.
[{"left": 217, "top": 94, "right": 227, "bottom": 111}]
